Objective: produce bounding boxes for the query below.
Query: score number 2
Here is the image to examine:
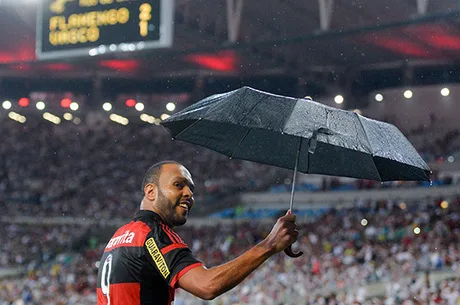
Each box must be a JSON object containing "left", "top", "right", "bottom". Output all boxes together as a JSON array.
[{"left": 139, "top": 3, "right": 152, "bottom": 37}]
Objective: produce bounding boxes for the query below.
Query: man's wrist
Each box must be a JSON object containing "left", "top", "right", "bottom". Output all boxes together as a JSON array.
[{"left": 256, "top": 239, "right": 276, "bottom": 257}]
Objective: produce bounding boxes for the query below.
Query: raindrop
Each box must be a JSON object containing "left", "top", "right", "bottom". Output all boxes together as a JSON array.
[
  {"left": 171, "top": 138, "right": 175, "bottom": 141},
  {"left": 429, "top": 181, "right": 433, "bottom": 186},
  {"left": 229, "top": 157, "right": 232, "bottom": 160}
]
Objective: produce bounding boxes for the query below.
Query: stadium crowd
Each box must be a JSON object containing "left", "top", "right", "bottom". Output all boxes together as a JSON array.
[
  {"left": 0, "top": 195, "right": 458, "bottom": 305},
  {"left": 0, "top": 119, "right": 286, "bottom": 219},
  {"left": 0, "top": 114, "right": 459, "bottom": 305},
  {"left": 0, "top": 118, "right": 458, "bottom": 220}
]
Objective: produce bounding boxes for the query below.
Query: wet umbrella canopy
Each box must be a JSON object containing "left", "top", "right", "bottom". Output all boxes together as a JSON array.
[{"left": 161, "top": 86, "right": 431, "bottom": 256}]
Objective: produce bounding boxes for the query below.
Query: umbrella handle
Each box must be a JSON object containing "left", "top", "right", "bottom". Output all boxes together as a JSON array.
[{"left": 284, "top": 245, "right": 303, "bottom": 258}]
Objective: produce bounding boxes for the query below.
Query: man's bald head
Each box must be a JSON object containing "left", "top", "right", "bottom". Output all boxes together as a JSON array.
[{"left": 141, "top": 161, "right": 181, "bottom": 194}]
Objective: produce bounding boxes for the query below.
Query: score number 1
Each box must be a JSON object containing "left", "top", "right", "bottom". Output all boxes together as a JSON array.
[{"left": 139, "top": 3, "right": 152, "bottom": 37}]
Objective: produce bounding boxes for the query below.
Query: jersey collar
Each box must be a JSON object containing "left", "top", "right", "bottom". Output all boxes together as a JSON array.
[{"left": 133, "top": 210, "right": 164, "bottom": 223}]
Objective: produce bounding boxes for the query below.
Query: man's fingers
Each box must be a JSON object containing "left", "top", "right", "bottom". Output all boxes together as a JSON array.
[
  {"left": 283, "top": 213, "right": 296, "bottom": 222},
  {"left": 283, "top": 221, "right": 296, "bottom": 230}
]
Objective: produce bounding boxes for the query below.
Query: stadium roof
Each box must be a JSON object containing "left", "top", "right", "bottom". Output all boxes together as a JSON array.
[{"left": 0, "top": 0, "right": 459, "bottom": 98}]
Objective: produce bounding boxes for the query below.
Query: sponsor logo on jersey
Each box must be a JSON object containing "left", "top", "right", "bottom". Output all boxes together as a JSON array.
[
  {"left": 106, "top": 230, "right": 136, "bottom": 249},
  {"left": 146, "top": 237, "right": 170, "bottom": 278}
]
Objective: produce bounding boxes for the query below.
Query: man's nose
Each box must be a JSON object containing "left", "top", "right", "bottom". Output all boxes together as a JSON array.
[{"left": 183, "top": 186, "right": 193, "bottom": 197}]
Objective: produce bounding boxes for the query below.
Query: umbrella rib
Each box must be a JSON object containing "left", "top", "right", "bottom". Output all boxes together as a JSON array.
[
  {"left": 239, "top": 95, "right": 268, "bottom": 125},
  {"left": 355, "top": 113, "right": 382, "bottom": 181},
  {"left": 202, "top": 88, "right": 249, "bottom": 118},
  {"left": 173, "top": 118, "right": 203, "bottom": 139},
  {"left": 230, "top": 128, "right": 251, "bottom": 159},
  {"left": 354, "top": 113, "right": 372, "bottom": 151}
]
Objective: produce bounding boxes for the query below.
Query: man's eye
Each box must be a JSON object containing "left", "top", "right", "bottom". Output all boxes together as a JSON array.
[{"left": 174, "top": 182, "right": 182, "bottom": 188}]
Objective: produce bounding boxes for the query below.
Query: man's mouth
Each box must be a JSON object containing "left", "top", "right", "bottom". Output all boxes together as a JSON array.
[{"left": 178, "top": 201, "right": 190, "bottom": 211}]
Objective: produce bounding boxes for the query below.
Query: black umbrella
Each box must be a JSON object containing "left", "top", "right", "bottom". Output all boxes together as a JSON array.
[{"left": 161, "top": 86, "right": 431, "bottom": 257}]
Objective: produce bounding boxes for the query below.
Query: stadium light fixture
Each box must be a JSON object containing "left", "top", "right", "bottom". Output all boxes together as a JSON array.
[
  {"left": 166, "top": 102, "right": 176, "bottom": 112},
  {"left": 140, "top": 113, "right": 156, "bottom": 124},
  {"left": 403, "top": 90, "right": 413, "bottom": 99},
  {"left": 160, "top": 113, "right": 170, "bottom": 121},
  {"left": 63, "top": 113, "right": 73, "bottom": 121},
  {"left": 69, "top": 102, "right": 79, "bottom": 111},
  {"left": 375, "top": 93, "right": 383, "bottom": 102},
  {"left": 2, "top": 100, "right": 12, "bottom": 109},
  {"left": 334, "top": 95, "right": 344, "bottom": 104},
  {"left": 43, "top": 112, "right": 61, "bottom": 124},
  {"left": 413, "top": 227, "right": 421, "bottom": 235},
  {"left": 360, "top": 219, "right": 368, "bottom": 226},
  {"left": 102, "top": 102, "right": 112, "bottom": 112},
  {"left": 8, "top": 111, "right": 26, "bottom": 123},
  {"left": 440, "top": 87, "right": 450, "bottom": 97},
  {"left": 36, "top": 101, "right": 46, "bottom": 110},
  {"left": 109, "top": 113, "right": 129, "bottom": 125},
  {"left": 135, "top": 102, "right": 145, "bottom": 111}
]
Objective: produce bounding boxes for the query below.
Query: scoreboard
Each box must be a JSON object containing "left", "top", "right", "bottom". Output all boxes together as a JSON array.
[{"left": 36, "top": 0, "right": 173, "bottom": 59}]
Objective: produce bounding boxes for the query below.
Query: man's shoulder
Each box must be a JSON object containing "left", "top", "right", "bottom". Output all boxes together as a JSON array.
[{"left": 104, "top": 220, "right": 153, "bottom": 251}]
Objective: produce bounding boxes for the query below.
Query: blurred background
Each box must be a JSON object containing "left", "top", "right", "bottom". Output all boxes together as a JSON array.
[{"left": 0, "top": 0, "right": 459, "bottom": 304}]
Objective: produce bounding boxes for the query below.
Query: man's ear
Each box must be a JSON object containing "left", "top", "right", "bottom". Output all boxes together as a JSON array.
[{"left": 144, "top": 183, "right": 157, "bottom": 201}]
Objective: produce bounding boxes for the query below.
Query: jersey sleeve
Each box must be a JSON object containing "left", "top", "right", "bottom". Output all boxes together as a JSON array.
[{"left": 144, "top": 223, "right": 203, "bottom": 288}]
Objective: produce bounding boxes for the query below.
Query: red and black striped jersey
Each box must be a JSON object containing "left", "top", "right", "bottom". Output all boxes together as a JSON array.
[{"left": 96, "top": 210, "right": 203, "bottom": 305}]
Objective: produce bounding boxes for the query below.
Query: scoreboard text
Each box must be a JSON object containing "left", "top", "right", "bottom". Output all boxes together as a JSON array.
[{"left": 37, "top": 0, "right": 173, "bottom": 59}]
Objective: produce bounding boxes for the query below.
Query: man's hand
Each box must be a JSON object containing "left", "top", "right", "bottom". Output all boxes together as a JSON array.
[{"left": 262, "top": 210, "right": 299, "bottom": 254}]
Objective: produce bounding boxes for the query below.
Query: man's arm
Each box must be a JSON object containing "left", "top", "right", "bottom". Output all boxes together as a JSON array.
[{"left": 177, "top": 212, "right": 298, "bottom": 300}]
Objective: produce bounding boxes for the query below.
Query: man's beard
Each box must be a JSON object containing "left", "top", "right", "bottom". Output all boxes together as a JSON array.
[{"left": 157, "top": 189, "right": 187, "bottom": 227}]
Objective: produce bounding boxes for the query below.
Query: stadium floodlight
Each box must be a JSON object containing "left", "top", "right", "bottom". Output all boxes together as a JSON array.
[
  {"left": 140, "top": 113, "right": 155, "bottom": 124},
  {"left": 160, "top": 113, "right": 170, "bottom": 121},
  {"left": 360, "top": 219, "right": 368, "bottom": 226},
  {"left": 375, "top": 93, "right": 383, "bottom": 102},
  {"left": 69, "top": 102, "right": 79, "bottom": 111},
  {"left": 43, "top": 112, "right": 61, "bottom": 124},
  {"left": 166, "top": 102, "right": 176, "bottom": 112},
  {"left": 135, "top": 102, "right": 145, "bottom": 111},
  {"left": 102, "top": 102, "right": 112, "bottom": 112},
  {"left": 440, "top": 87, "right": 450, "bottom": 97},
  {"left": 413, "top": 227, "right": 421, "bottom": 235},
  {"left": 334, "top": 95, "right": 344, "bottom": 104},
  {"left": 403, "top": 90, "right": 413, "bottom": 99},
  {"left": 8, "top": 111, "right": 26, "bottom": 123},
  {"left": 2, "top": 100, "right": 12, "bottom": 109},
  {"left": 36, "top": 101, "right": 46, "bottom": 110},
  {"left": 63, "top": 113, "right": 73, "bottom": 121},
  {"left": 109, "top": 113, "right": 129, "bottom": 125}
]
